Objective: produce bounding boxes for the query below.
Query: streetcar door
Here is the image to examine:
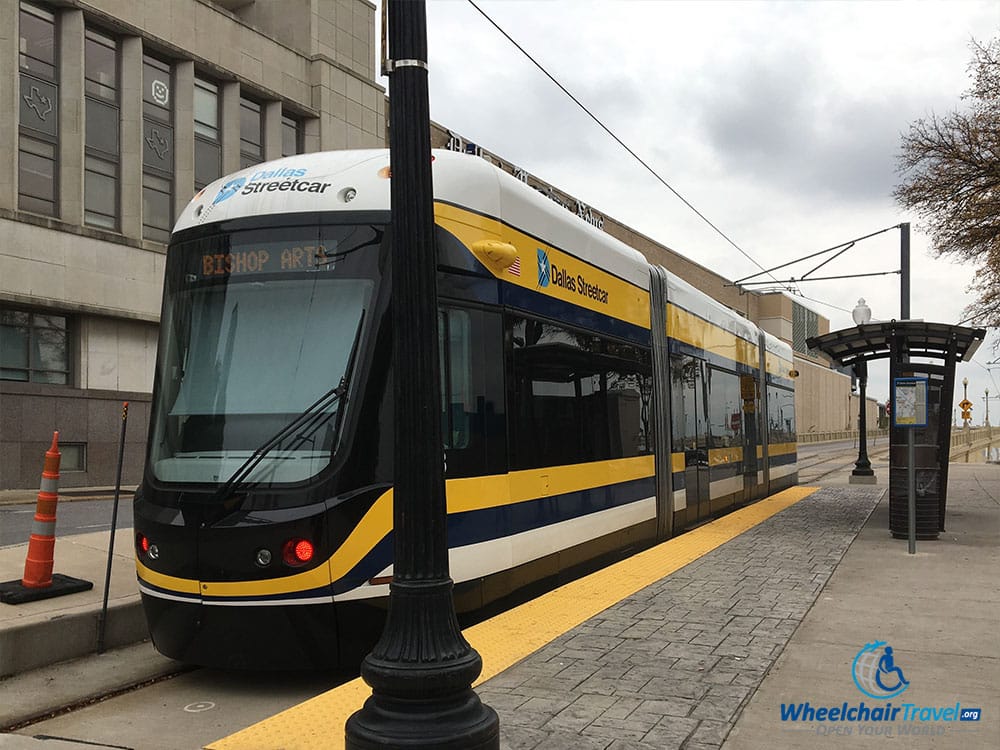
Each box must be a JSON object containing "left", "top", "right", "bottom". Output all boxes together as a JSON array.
[
  {"left": 649, "top": 265, "right": 674, "bottom": 540},
  {"left": 674, "top": 355, "right": 710, "bottom": 523},
  {"left": 740, "top": 374, "right": 760, "bottom": 502}
]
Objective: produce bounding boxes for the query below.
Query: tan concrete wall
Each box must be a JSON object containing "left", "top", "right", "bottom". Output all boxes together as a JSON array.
[
  {"left": 794, "top": 355, "right": 855, "bottom": 434},
  {"left": 78, "top": 317, "right": 158, "bottom": 393},
  {"left": 0, "top": 219, "right": 164, "bottom": 322}
]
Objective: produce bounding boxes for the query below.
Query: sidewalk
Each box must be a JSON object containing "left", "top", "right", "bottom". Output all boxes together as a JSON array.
[
  {"left": 723, "top": 462, "right": 999, "bottom": 749},
  {"left": 213, "top": 462, "right": 1000, "bottom": 749},
  {"left": 477, "top": 464, "right": 998, "bottom": 749},
  {"left": 0, "top": 528, "right": 151, "bottom": 680}
]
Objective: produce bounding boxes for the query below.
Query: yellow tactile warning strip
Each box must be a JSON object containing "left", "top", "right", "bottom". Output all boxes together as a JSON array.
[{"left": 206, "top": 485, "right": 818, "bottom": 750}]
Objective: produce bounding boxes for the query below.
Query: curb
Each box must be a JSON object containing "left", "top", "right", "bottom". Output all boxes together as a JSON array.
[
  {"left": 0, "top": 595, "right": 147, "bottom": 678},
  {"left": 0, "top": 488, "right": 136, "bottom": 507}
]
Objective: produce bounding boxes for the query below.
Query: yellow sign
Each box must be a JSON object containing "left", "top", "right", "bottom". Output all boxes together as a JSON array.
[{"left": 959, "top": 399, "right": 973, "bottom": 410}]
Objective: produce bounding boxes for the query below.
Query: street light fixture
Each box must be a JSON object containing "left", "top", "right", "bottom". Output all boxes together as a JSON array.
[
  {"left": 849, "top": 300, "right": 875, "bottom": 484},
  {"left": 962, "top": 377, "right": 970, "bottom": 429},
  {"left": 852, "top": 298, "right": 872, "bottom": 325}
]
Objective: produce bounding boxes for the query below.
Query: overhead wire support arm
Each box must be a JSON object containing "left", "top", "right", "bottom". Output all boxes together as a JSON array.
[
  {"left": 731, "top": 223, "right": 902, "bottom": 286},
  {"left": 736, "top": 269, "right": 902, "bottom": 285}
]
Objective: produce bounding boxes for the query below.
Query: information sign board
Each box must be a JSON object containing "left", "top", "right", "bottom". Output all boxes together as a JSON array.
[{"left": 893, "top": 377, "right": 928, "bottom": 428}]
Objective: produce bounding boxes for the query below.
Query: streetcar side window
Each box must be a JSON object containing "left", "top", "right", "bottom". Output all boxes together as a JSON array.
[
  {"left": 436, "top": 306, "right": 506, "bottom": 478},
  {"left": 706, "top": 367, "right": 742, "bottom": 448},
  {"left": 767, "top": 384, "right": 796, "bottom": 444},
  {"left": 439, "top": 307, "right": 472, "bottom": 450},
  {"left": 670, "top": 354, "right": 703, "bottom": 455},
  {"left": 508, "top": 315, "right": 652, "bottom": 470}
]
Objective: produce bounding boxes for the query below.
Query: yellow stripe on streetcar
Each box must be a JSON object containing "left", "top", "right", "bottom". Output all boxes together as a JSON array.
[{"left": 135, "top": 457, "right": 657, "bottom": 599}]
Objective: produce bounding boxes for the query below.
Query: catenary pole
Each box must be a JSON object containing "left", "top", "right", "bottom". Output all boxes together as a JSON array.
[
  {"left": 900, "top": 222, "right": 910, "bottom": 320},
  {"left": 344, "top": 2, "right": 499, "bottom": 747}
]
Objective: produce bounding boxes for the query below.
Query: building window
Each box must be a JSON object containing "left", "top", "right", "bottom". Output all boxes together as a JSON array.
[
  {"left": 0, "top": 309, "right": 70, "bottom": 385},
  {"left": 60, "top": 443, "right": 87, "bottom": 472},
  {"left": 194, "top": 77, "right": 221, "bottom": 189},
  {"left": 281, "top": 114, "right": 302, "bottom": 157},
  {"left": 18, "top": 2, "right": 58, "bottom": 217},
  {"left": 142, "top": 54, "right": 173, "bottom": 242},
  {"left": 792, "top": 301, "right": 819, "bottom": 355},
  {"left": 85, "top": 28, "right": 119, "bottom": 230},
  {"left": 240, "top": 96, "right": 262, "bottom": 169}
]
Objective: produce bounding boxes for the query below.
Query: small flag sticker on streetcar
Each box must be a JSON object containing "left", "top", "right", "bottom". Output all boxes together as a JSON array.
[{"left": 508, "top": 256, "right": 521, "bottom": 276}]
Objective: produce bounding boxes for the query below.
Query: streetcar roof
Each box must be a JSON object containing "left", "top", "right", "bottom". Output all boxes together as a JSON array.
[
  {"left": 662, "top": 268, "right": 760, "bottom": 345},
  {"left": 173, "top": 149, "right": 651, "bottom": 290}
]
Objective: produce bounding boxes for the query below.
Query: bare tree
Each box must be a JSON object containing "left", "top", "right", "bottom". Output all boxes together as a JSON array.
[{"left": 894, "top": 38, "right": 1000, "bottom": 327}]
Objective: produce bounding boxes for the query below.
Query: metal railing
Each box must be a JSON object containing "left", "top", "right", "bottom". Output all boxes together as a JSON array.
[
  {"left": 797, "top": 425, "right": 1000, "bottom": 461},
  {"left": 949, "top": 426, "right": 1000, "bottom": 462},
  {"left": 797, "top": 428, "right": 889, "bottom": 444}
]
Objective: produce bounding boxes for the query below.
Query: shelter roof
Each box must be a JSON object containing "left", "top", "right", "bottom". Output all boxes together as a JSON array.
[{"left": 805, "top": 320, "right": 986, "bottom": 367}]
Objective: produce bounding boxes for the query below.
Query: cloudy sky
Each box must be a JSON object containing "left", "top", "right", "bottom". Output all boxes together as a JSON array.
[{"left": 383, "top": 0, "right": 999, "bottom": 419}]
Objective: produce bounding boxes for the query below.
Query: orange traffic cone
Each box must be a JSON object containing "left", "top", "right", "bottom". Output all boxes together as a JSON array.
[
  {"left": 22, "top": 431, "right": 61, "bottom": 588},
  {"left": 0, "top": 432, "right": 93, "bottom": 605}
]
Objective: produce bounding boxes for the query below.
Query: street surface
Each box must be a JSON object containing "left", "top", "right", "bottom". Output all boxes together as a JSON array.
[
  {"left": 0, "top": 500, "right": 133, "bottom": 548},
  {"left": 2, "top": 660, "right": 351, "bottom": 750}
]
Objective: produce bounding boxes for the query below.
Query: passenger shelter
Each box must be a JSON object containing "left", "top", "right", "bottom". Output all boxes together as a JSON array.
[{"left": 806, "top": 321, "right": 985, "bottom": 539}]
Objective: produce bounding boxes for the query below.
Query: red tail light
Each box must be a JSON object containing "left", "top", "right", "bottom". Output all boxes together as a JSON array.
[
  {"left": 282, "top": 538, "right": 315, "bottom": 567},
  {"left": 136, "top": 533, "right": 159, "bottom": 560}
]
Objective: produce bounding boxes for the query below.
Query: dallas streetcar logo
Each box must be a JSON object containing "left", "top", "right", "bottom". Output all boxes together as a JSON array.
[
  {"left": 211, "top": 167, "right": 332, "bottom": 206},
  {"left": 536, "top": 248, "right": 551, "bottom": 288},
  {"left": 534, "top": 248, "right": 609, "bottom": 304}
]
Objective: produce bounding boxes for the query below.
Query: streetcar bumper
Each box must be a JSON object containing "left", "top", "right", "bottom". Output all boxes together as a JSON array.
[{"left": 140, "top": 592, "right": 342, "bottom": 670}]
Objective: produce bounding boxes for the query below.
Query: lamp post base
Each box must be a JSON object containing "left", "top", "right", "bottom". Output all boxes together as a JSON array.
[
  {"left": 346, "top": 690, "right": 499, "bottom": 750},
  {"left": 345, "top": 579, "right": 499, "bottom": 749},
  {"left": 849, "top": 473, "right": 878, "bottom": 485}
]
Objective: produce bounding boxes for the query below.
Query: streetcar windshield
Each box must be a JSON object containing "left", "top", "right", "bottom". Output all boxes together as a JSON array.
[{"left": 149, "top": 222, "right": 383, "bottom": 485}]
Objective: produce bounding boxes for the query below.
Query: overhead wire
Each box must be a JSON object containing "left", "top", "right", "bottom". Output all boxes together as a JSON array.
[
  {"left": 465, "top": 1, "right": 906, "bottom": 316},
  {"left": 464, "top": 0, "right": 785, "bottom": 287},
  {"left": 786, "top": 291, "right": 854, "bottom": 315}
]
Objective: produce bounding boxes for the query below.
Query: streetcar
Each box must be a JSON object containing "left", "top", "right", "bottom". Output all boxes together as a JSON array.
[{"left": 134, "top": 149, "right": 797, "bottom": 669}]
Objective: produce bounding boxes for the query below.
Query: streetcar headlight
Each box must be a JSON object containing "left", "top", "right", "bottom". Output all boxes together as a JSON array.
[
  {"left": 282, "top": 538, "right": 315, "bottom": 567},
  {"left": 255, "top": 548, "right": 273, "bottom": 567}
]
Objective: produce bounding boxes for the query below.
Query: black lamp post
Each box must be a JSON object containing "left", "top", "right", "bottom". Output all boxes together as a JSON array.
[
  {"left": 850, "top": 300, "right": 875, "bottom": 483},
  {"left": 851, "top": 360, "right": 874, "bottom": 479},
  {"left": 344, "top": 2, "right": 499, "bottom": 748}
]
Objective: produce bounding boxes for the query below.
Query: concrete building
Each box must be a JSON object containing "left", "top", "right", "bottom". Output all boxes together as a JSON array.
[
  {"left": 1, "top": 0, "right": 384, "bottom": 489},
  {"left": 1, "top": 0, "right": 854, "bottom": 491}
]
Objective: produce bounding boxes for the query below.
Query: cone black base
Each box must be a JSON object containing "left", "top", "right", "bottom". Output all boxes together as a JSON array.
[{"left": 0, "top": 574, "right": 93, "bottom": 605}]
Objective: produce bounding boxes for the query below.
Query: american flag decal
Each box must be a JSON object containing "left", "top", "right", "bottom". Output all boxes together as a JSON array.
[{"left": 508, "top": 256, "right": 521, "bottom": 276}]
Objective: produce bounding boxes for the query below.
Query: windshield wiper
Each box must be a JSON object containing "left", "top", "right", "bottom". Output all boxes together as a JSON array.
[{"left": 210, "top": 309, "right": 367, "bottom": 505}]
